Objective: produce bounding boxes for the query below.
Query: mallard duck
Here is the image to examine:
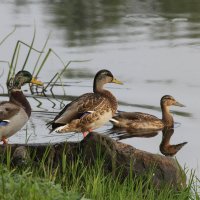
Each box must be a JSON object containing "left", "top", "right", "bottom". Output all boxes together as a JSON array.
[
  {"left": 47, "top": 69, "right": 123, "bottom": 137},
  {"left": 0, "top": 71, "right": 43, "bottom": 144},
  {"left": 110, "top": 95, "right": 185, "bottom": 130},
  {"left": 160, "top": 127, "right": 187, "bottom": 156}
]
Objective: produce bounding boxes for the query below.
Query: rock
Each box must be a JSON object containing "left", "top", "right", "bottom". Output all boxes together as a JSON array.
[{"left": 0, "top": 132, "right": 186, "bottom": 189}]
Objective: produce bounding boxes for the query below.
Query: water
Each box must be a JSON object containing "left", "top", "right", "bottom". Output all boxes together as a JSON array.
[{"left": 0, "top": 0, "right": 200, "bottom": 178}]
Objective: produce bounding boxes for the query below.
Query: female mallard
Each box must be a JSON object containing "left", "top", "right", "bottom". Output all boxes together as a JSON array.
[
  {"left": 110, "top": 95, "right": 185, "bottom": 130},
  {"left": 0, "top": 71, "right": 43, "bottom": 144},
  {"left": 48, "top": 69, "right": 123, "bottom": 137}
]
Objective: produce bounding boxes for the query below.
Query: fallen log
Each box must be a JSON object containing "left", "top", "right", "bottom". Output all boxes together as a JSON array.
[{"left": 0, "top": 132, "right": 186, "bottom": 189}]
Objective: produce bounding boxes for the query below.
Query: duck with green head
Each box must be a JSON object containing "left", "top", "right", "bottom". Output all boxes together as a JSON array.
[
  {"left": 47, "top": 69, "right": 123, "bottom": 137},
  {"left": 0, "top": 71, "right": 43, "bottom": 144}
]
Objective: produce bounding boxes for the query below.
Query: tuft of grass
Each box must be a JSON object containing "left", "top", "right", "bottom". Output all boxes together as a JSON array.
[
  {"left": 0, "top": 166, "right": 81, "bottom": 200},
  {"left": 1, "top": 145, "right": 198, "bottom": 200}
]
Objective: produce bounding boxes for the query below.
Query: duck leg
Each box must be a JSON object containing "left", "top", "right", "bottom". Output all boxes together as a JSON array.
[
  {"left": 82, "top": 128, "right": 93, "bottom": 138},
  {"left": 1, "top": 136, "right": 8, "bottom": 144}
]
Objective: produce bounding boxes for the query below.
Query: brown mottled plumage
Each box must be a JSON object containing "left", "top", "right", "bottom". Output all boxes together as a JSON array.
[
  {"left": 47, "top": 69, "right": 123, "bottom": 136},
  {"left": 0, "top": 71, "right": 43, "bottom": 144},
  {"left": 110, "top": 95, "right": 185, "bottom": 131}
]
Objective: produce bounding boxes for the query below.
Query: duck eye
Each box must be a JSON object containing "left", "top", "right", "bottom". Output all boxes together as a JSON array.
[{"left": 5, "top": 108, "right": 10, "bottom": 111}]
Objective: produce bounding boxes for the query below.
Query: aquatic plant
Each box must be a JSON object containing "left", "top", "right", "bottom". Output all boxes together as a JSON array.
[{"left": 0, "top": 28, "right": 88, "bottom": 98}]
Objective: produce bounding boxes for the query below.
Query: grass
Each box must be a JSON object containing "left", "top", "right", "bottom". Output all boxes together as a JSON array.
[
  {"left": 0, "top": 166, "right": 80, "bottom": 200},
  {"left": 0, "top": 145, "right": 199, "bottom": 200},
  {"left": 0, "top": 27, "right": 16, "bottom": 46}
]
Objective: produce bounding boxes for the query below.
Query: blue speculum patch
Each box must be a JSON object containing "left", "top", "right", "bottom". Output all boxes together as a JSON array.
[
  {"left": 80, "top": 111, "right": 92, "bottom": 119},
  {"left": 0, "top": 121, "right": 9, "bottom": 126}
]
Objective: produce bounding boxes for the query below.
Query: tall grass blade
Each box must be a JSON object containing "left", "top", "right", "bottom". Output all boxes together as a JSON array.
[
  {"left": 32, "top": 32, "right": 51, "bottom": 76},
  {"left": 43, "top": 72, "right": 58, "bottom": 91},
  {"left": 0, "top": 26, "right": 16, "bottom": 46},
  {"left": 50, "top": 60, "right": 89, "bottom": 90},
  {"left": 34, "top": 48, "right": 66, "bottom": 78},
  {"left": 7, "top": 40, "right": 43, "bottom": 84},
  {"left": 13, "top": 43, "right": 21, "bottom": 76},
  {"left": 34, "top": 48, "right": 51, "bottom": 78},
  {"left": 22, "top": 26, "right": 36, "bottom": 70},
  {"left": 6, "top": 145, "right": 12, "bottom": 170}
]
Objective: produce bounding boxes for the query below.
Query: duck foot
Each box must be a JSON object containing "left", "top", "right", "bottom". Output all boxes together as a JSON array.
[
  {"left": 82, "top": 129, "right": 93, "bottom": 138},
  {"left": 1, "top": 136, "right": 8, "bottom": 144}
]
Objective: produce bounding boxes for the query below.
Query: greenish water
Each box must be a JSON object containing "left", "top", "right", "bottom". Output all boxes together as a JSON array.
[{"left": 0, "top": 0, "right": 200, "bottom": 179}]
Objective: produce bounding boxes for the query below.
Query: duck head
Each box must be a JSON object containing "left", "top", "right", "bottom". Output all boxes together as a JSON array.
[
  {"left": 160, "top": 95, "right": 185, "bottom": 108},
  {"left": 13, "top": 70, "right": 43, "bottom": 89},
  {"left": 93, "top": 69, "right": 123, "bottom": 92}
]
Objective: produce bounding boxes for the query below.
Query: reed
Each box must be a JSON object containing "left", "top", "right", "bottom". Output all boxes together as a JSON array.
[
  {"left": 1, "top": 28, "right": 90, "bottom": 101},
  {"left": 0, "top": 27, "right": 16, "bottom": 46}
]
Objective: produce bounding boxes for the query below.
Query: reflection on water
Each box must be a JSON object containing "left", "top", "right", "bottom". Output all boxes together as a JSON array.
[
  {"left": 63, "top": 68, "right": 94, "bottom": 79},
  {"left": 160, "top": 127, "right": 188, "bottom": 157},
  {"left": 42, "top": 0, "right": 200, "bottom": 47},
  {"left": 109, "top": 128, "right": 159, "bottom": 139},
  {"left": 109, "top": 126, "right": 188, "bottom": 157},
  {"left": 46, "top": 0, "right": 128, "bottom": 46}
]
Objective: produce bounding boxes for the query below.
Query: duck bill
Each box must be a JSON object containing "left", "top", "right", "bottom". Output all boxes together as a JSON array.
[
  {"left": 174, "top": 101, "right": 185, "bottom": 107},
  {"left": 31, "top": 78, "right": 43, "bottom": 86},
  {"left": 112, "top": 78, "right": 123, "bottom": 85}
]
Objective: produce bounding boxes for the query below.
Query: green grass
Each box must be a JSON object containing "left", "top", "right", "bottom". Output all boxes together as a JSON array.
[
  {"left": 0, "top": 147, "right": 199, "bottom": 200},
  {"left": 0, "top": 166, "right": 81, "bottom": 200}
]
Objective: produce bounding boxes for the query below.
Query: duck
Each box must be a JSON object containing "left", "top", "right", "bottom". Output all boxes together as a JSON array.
[
  {"left": 160, "top": 127, "right": 187, "bottom": 157},
  {"left": 47, "top": 69, "right": 123, "bottom": 137},
  {"left": 0, "top": 70, "right": 43, "bottom": 144},
  {"left": 110, "top": 95, "right": 185, "bottom": 131}
]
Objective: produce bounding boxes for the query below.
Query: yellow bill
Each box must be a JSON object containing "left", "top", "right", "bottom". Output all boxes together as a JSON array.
[
  {"left": 112, "top": 78, "right": 123, "bottom": 85},
  {"left": 31, "top": 78, "right": 43, "bottom": 86}
]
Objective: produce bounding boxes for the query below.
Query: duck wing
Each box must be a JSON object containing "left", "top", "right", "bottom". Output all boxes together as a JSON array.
[
  {"left": 0, "top": 101, "right": 20, "bottom": 125},
  {"left": 49, "top": 93, "right": 107, "bottom": 127},
  {"left": 115, "top": 112, "right": 160, "bottom": 121}
]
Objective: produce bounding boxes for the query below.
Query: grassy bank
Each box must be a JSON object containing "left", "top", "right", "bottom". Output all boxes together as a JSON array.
[
  {"left": 0, "top": 166, "right": 80, "bottom": 200},
  {"left": 0, "top": 149, "right": 199, "bottom": 200}
]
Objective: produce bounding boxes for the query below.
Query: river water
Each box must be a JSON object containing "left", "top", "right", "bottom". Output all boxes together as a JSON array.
[{"left": 0, "top": 0, "right": 200, "bottom": 179}]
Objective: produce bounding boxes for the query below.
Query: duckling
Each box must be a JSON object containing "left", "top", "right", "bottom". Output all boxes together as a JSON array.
[
  {"left": 0, "top": 71, "right": 43, "bottom": 144},
  {"left": 160, "top": 127, "right": 187, "bottom": 156},
  {"left": 47, "top": 69, "right": 123, "bottom": 137},
  {"left": 110, "top": 95, "right": 185, "bottom": 131}
]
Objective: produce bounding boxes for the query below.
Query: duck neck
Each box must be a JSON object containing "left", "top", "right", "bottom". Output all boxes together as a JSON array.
[
  {"left": 93, "top": 81, "right": 118, "bottom": 114},
  {"left": 9, "top": 89, "right": 31, "bottom": 118},
  {"left": 93, "top": 78, "right": 104, "bottom": 94},
  {"left": 161, "top": 104, "right": 174, "bottom": 127}
]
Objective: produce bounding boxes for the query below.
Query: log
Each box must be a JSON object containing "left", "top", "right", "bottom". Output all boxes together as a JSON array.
[{"left": 0, "top": 132, "right": 186, "bottom": 189}]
